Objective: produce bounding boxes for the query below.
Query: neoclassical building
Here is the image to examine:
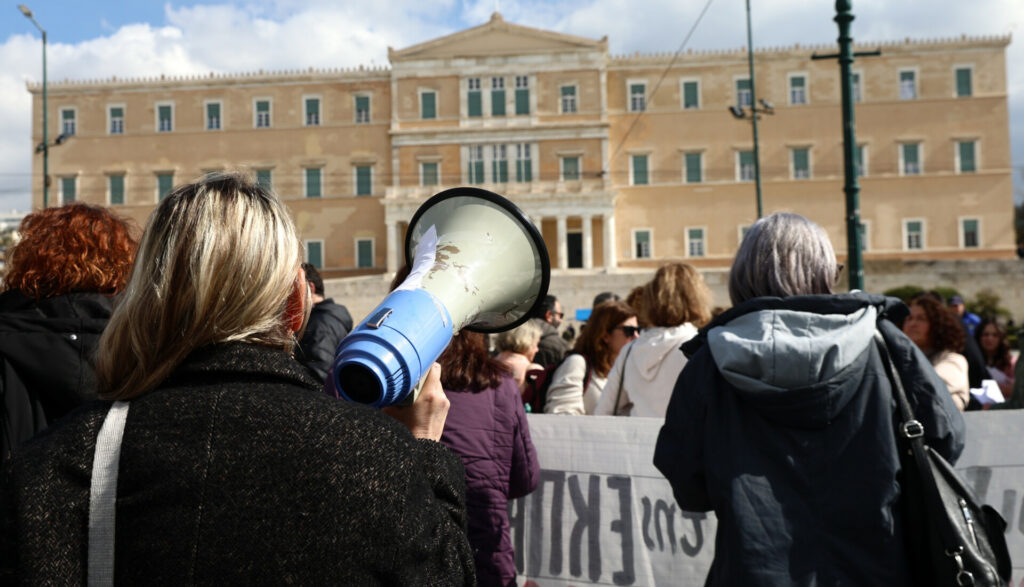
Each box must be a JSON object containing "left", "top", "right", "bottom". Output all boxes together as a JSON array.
[{"left": 27, "top": 14, "right": 1015, "bottom": 277}]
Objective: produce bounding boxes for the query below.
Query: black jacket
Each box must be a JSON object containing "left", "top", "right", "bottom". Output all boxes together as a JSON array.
[
  {"left": 0, "top": 290, "right": 113, "bottom": 469},
  {"left": 532, "top": 318, "right": 569, "bottom": 369},
  {"left": 654, "top": 293, "right": 965, "bottom": 586},
  {"left": 1, "top": 342, "right": 475, "bottom": 585},
  {"left": 296, "top": 298, "right": 353, "bottom": 384}
]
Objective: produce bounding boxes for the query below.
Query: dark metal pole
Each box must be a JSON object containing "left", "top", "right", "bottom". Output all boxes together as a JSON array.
[
  {"left": 746, "top": 0, "right": 763, "bottom": 218},
  {"left": 835, "top": 0, "right": 863, "bottom": 290},
  {"left": 41, "top": 28, "right": 48, "bottom": 208}
]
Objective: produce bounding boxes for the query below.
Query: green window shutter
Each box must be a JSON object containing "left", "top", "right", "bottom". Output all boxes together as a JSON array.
[
  {"left": 357, "top": 240, "right": 373, "bottom": 268},
  {"left": 305, "top": 168, "right": 321, "bottom": 197},
  {"left": 110, "top": 107, "right": 123, "bottom": 118},
  {"left": 306, "top": 242, "right": 323, "bottom": 269},
  {"left": 61, "top": 177, "right": 76, "bottom": 203},
  {"left": 903, "top": 144, "right": 919, "bottom": 165},
  {"left": 470, "top": 161, "right": 484, "bottom": 184},
  {"left": 256, "top": 101, "right": 268, "bottom": 113},
  {"left": 516, "top": 159, "right": 532, "bottom": 183},
  {"left": 793, "top": 149, "right": 809, "bottom": 177},
  {"left": 683, "top": 82, "right": 698, "bottom": 108},
  {"left": 740, "top": 151, "right": 754, "bottom": 167},
  {"left": 109, "top": 175, "right": 124, "bottom": 205},
  {"left": 256, "top": 169, "right": 272, "bottom": 190},
  {"left": 422, "top": 162, "right": 438, "bottom": 186},
  {"left": 632, "top": 155, "right": 649, "bottom": 185},
  {"left": 685, "top": 153, "right": 702, "bottom": 183},
  {"left": 515, "top": 89, "right": 529, "bottom": 115},
  {"left": 963, "top": 219, "right": 979, "bottom": 247},
  {"left": 355, "top": 96, "right": 369, "bottom": 122},
  {"left": 63, "top": 109, "right": 74, "bottom": 120},
  {"left": 956, "top": 68, "right": 972, "bottom": 97},
  {"left": 421, "top": 92, "right": 436, "bottom": 119},
  {"left": 356, "top": 166, "right": 372, "bottom": 195},
  {"left": 561, "top": 86, "right": 574, "bottom": 97},
  {"left": 158, "top": 105, "right": 172, "bottom": 131},
  {"left": 959, "top": 141, "right": 976, "bottom": 172},
  {"left": 467, "top": 91, "right": 482, "bottom": 117},
  {"left": 855, "top": 146, "right": 865, "bottom": 176},
  {"left": 492, "top": 90, "right": 506, "bottom": 116},
  {"left": 563, "top": 157, "right": 580, "bottom": 180},
  {"left": 158, "top": 174, "right": 174, "bottom": 200},
  {"left": 496, "top": 160, "right": 508, "bottom": 183},
  {"left": 635, "top": 231, "right": 650, "bottom": 258},
  {"left": 306, "top": 98, "right": 319, "bottom": 116},
  {"left": 736, "top": 79, "right": 751, "bottom": 91}
]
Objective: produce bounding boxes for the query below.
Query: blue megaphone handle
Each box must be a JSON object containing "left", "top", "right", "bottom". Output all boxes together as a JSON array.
[{"left": 331, "top": 288, "right": 453, "bottom": 407}]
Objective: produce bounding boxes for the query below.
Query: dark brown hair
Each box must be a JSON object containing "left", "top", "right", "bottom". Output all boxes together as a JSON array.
[
  {"left": 909, "top": 297, "right": 965, "bottom": 354},
  {"left": 438, "top": 330, "right": 509, "bottom": 392},
  {"left": 976, "top": 318, "right": 1012, "bottom": 371},
  {"left": 572, "top": 300, "right": 637, "bottom": 377}
]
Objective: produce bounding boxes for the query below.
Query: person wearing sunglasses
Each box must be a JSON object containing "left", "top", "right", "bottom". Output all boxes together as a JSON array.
[
  {"left": 595, "top": 263, "right": 712, "bottom": 417},
  {"left": 545, "top": 300, "right": 638, "bottom": 415}
]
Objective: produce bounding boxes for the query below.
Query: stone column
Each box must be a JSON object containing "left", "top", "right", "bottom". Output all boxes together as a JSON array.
[
  {"left": 603, "top": 213, "right": 617, "bottom": 270},
  {"left": 386, "top": 220, "right": 399, "bottom": 274},
  {"left": 556, "top": 215, "right": 568, "bottom": 270},
  {"left": 582, "top": 214, "right": 594, "bottom": 269}
]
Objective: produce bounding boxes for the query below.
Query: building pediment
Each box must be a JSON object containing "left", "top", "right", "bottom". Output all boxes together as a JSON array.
[{"left": 389, "top": 12, "right": 606, "bottom": 62}]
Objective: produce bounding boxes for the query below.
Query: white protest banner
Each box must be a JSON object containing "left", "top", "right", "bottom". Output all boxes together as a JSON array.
[{"left": 512, "top": 412, "right": 1023, "bottom": 586}]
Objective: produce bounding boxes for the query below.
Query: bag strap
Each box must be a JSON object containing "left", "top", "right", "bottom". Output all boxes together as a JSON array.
[
  {"left": 612, "top": 344, "right": 634, "bottom": 416},
  {"left": 88, "top": 401, "right": 130, "bottom": 587}
]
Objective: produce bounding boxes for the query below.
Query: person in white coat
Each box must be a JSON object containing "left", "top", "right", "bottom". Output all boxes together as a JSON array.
[{"left": 594, "top": 263, "right": 712, "bottom": 417}]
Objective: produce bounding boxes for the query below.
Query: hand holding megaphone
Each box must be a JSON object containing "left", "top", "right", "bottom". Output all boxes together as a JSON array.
[{"left": 327, "top": 188, "right": 550, "bottom": 407}]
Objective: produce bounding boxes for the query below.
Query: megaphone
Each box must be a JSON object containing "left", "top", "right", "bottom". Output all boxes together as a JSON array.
[{"left": 329, "top": 187, "right": 550, "bottom": 406}]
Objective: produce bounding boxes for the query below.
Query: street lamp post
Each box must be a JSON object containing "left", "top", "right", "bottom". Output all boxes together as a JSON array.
[
  {"left": 744, "top": 0, "right": 763, "bottom": 218},
  {"left": 19, "top": 4, "right": 48, "bottom": 208}
]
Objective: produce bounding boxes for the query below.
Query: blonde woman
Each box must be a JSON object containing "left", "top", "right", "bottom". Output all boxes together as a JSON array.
[
  {"left": 494, "top": 320, "right": 544, "bottom": 393},
  {"left": 595, "top": 263, "right": 711, "bottom": 417},
  {"left": 1, "top": 173, "right": 474, "bottom": 584}
]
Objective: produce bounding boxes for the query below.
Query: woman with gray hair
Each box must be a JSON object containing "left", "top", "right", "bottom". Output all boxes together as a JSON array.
[
  {"left": 493, "top": 319, "right": 544, "bottom": 394},
  {"left": 654, "top": 212, "right": 965, "bottom": 585}
]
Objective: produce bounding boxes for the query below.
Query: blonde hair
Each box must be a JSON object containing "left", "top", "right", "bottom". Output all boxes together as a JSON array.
[
  {"left": 643, "top": 263, "right": 712, "bottom": 328},
  {"left": 495, "top": 320, "right": 543, "bottom": 355},
  {"left": 96, "top": 172, "right": 308, "bottom": 400}
]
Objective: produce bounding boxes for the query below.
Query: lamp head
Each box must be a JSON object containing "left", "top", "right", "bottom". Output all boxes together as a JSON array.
[
  {"left": 55, "top": 133, "right": 67, "bottom": 145},
  {"left": 729, "top": 105, "right": 746, "bottom": 119},
  {"left": 18, "top": 5, "right": 33, "bottom": 18},
  {"left": 759, "top": 99, "right": 775, "bottom": 112}
]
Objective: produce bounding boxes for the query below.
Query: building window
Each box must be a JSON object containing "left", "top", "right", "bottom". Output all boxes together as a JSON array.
[
  {"left": 631, "top": 154, "right": 649, "bottom": 186},
  {"left": 561, "top": 156, "right": 580, "bottom": 181},
  {"left": 515, "top": 75, "right": 529, "bottom": 115},
  {"left": 789, "top": 75, "right": 807, "bottom": 105},
  {"left": 108, "top": 106, "right": 124, "bottom": 135},
  {"left": 61, "top": 108, "right": 76, "bottom": 136},
  {"left": 491, "top": 77, "right": 506, "bottom": 117},
  {"left": 205, "top": 101, "right": 221, "bottom": 130},
  {"left": 957, "top": 140, "right": 977, "bottom": 173},
  {"left": 254, "top": 99, "right": 271, "bottom": 128},
  {"left": 687, "top": 227, "right": 706, "bottom": 258},
  {"left": 904, "top": 219, "right": 924, "bottom": 250},
  {"left": 561, "top": 85, "right": 578, "bottom": 114},
  {"left": 60, "top": 176, "right": 76, "bottom": 204},
  {"left": 356, "top": 238, "right": 374, "bottom": 268},
  {"left": 961, "top": 218, "right": 980, "bottom": 248},
  {"left": 256, "top": 169, "right": 272, "bottom": 191},
  {"left": 901, "top": 143, "right": 921, "bottom": 175},
  {"left": 305, "top": 168, "right": 322, "bottom": 198},
  {"left": 108, "top": 174, "right": 125, "bottom": 205},
  {"left": 851, "top": 72, "right": 862, "bottom": 103},
  {"left": 737, "top": 150, "right": 755, "bottom": 182},
  {"left": 492, "top": 145, "right": 509, "bottom": 183},
  {"left": 467, "top": 78, "right": 482, "bottom": 117},
  {"left": 354, "top": 95, "right": 370, "bottom": 124},
  {"left": 955, "top": 67, "right": 972, "bottom": 98},
  {"left": 305, "top": 97, "right": 321, "bottom": 126},
  {"left": 629, "top": 83, "right": 646, "bottom": 112},
  {"left": 468, "top": 145, "right": 485, "bottom": 184},
  {"left": 157, "top": 173, "right": 174, "bottom": 201},
  {"left": 633, "top": 229, "right": 652, "bottom": 259},
  {"left": 855, "top": 144, "right": 867, "bottom": 177},
  {"left": 684, "top": 152, "right": 702, "bottom": 184},
  {"left": 681, "top": 79, "right": 699, "bottom": 109},
  {"left": 305, "top": 240, "right": 323, "bottom": 269},
  {"left": 421, "top": 162, "right": 439, "bottom": 187},
  {"left": 791, "top": 148, "right": 811, "bottom": 179},
  {"left": 421, "top": 91, "right": 437, "bottom": 120},
  {"left": 899, "top": 70, "right": 917, "bottom": 100},
  {"left": 355, "top": 165, "right": 372, "bottom": 196},
  {"left": 736, "top": 78, "right": 751, "bottom": 107},
  {"left": 157, "top": 103, "right": 173, "bottom": 132},
  {"left": 515, "top": 143, "right": 532, "bottom": 182}
]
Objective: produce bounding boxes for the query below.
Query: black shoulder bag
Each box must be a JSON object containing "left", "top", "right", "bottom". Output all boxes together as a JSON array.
[{"left": 874, "top": 332, "right": 1012, "bottom": 586}]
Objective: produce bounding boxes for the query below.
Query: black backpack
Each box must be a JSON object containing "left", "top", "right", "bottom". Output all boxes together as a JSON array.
[{"left": 522, "top": 353, "right": 590, "bottom": 413}]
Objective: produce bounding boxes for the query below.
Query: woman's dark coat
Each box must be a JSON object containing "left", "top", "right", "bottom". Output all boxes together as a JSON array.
[{"left": 1, "top": 342, "right": 475, "bottom": 585}]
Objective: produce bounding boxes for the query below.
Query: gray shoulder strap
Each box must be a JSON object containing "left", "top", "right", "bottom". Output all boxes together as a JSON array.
[{"left": 88, "top": 401, "right": 130, "bottom": 587}]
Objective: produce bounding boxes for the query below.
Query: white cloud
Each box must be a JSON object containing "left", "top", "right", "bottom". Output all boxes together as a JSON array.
[{"left": 0, "top": 0, "right": 1021, "bottom": 211}]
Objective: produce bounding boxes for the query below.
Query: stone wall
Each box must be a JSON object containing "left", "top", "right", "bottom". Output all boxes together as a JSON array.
[{"left": 324, "top": 258, "right": 1024, "bottom": 330}]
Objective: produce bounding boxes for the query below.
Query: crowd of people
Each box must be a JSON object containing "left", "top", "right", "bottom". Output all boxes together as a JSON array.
[{"left": 0, "top": 174, "right": 1014, "bottom": 585}]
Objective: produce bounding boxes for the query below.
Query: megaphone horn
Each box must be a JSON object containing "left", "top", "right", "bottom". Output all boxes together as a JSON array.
[{"left": 329, "top": 187, "right": 550, "bottom": 407}]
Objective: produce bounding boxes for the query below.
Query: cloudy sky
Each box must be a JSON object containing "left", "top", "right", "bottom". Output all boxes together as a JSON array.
[{"left": 1, "top": 0, "right": 1021, "bottom": 211}]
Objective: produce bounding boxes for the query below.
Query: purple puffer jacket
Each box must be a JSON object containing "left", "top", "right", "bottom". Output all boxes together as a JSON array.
[{"left": 440, "top": 375, "right": 540, "bottom": 587}]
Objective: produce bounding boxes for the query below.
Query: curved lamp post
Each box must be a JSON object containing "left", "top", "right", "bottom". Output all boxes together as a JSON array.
[{"left": 19, "top": 4, "right": 48, "bottom": 208}]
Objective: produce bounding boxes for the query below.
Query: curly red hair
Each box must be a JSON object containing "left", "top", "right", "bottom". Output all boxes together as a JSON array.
[{"left": 4, "top": 203, "right": 138, "bottom": 300}]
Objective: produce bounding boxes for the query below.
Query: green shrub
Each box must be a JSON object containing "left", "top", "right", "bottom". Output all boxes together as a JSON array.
[{"left": 882, "top": 285, "right": 923, "bottom": 302}]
